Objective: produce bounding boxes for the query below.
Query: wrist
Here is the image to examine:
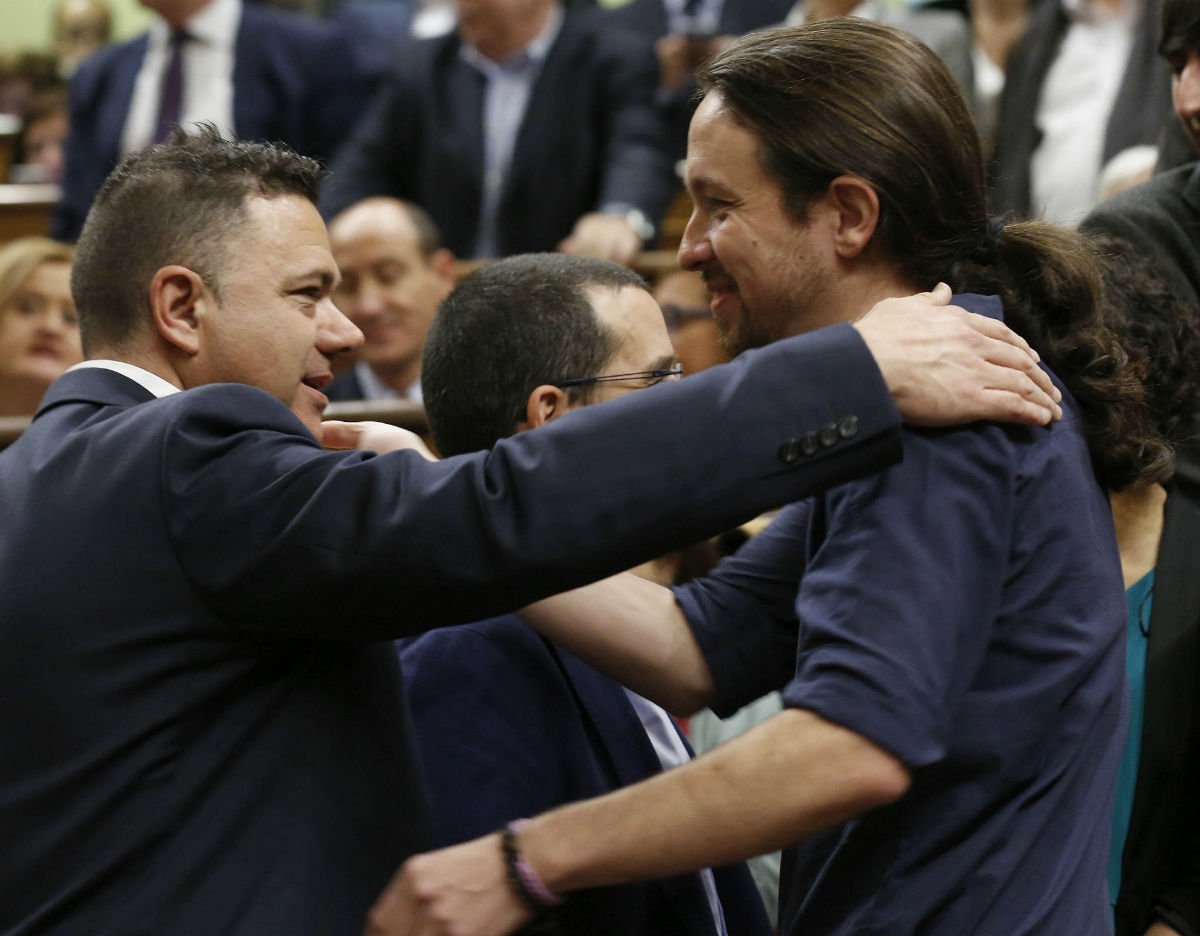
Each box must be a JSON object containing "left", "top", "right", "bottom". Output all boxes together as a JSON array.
[{"left": 502, "top": 820, "right": 565, "bottom": 910}]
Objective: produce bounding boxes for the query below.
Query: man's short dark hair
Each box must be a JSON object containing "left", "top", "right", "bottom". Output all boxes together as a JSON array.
[
  {"left": 71, "top": 124, "right": 322, "bottom": 353},
  {"left": 421, "top": 253, "right": 646, "bottom": 456},
  {"left": 1161, "top": 0, "right": 1200, "bottom": 62}
]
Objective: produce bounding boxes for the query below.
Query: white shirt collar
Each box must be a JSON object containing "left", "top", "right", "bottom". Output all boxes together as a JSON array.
[{"left": 67, "top": 360, "right": 182, "bottom": 399}]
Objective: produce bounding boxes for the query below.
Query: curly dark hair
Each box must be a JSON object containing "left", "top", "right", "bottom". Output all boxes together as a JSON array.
[
  {"left": 701, "top": 20, "right": 1169, "bottom": 490},
  {"left": 72, "top": 124, "right": 322, "bottom": 354},
  {"left": 1090, "top": 235, "right": 1200, "bottom": 459}
]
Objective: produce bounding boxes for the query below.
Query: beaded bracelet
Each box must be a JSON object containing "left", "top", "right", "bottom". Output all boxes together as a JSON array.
[{"left": 500, "top": 819, "right": 564, "bottom": 911}]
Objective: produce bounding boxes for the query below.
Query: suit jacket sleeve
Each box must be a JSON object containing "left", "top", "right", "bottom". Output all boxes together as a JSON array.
[
  {"left": 591, "top": 26, "right": 679, "bottom": 226},
  {"left": 161, "top": 323, "right": 901, "bottom": 639},
  {"left": 321, "top": 43, "right": 424, "bottom": 221}
]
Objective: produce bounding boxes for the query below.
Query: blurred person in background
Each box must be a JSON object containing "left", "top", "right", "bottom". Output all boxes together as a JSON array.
[
  {"left": 53, "top": 0, "right": 372, "bottom": 241},
  {"left": 52, "top": 0, "right": 113, "bottom": 76},
  {"left": 991, "top": 0, "right": 1172, "bottom": 225},
  {"left": 1092, "top": 235, "right": 1200, "bottom": 936},
  {"left": 323, "top": 0, "right": 677, "bottom": 264},
  {"left": 0, "top": 238, "right": 80, "bottom": 417},
  {"left": 326, "top": 198, "right": 456, "bottom": 404}
]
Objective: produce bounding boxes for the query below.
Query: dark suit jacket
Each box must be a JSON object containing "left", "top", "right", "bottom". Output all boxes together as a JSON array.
[
  {"left": 601, "top": 0, "right": 794, "bottom": 37},
  {"left": 322, "top": 10, "right": 677, "bottom": 255},
  {"left": 1080, "top": 161, "right": 1200, "bottom": 312},
  {"left": 0, "top": 322, "right": 900, "bottom": 934},
  {"left": 990, "top": 0, "right": 1172, "bottom": 217},
  {"left": 399, "top": 617, "right": 772, "bottom": 935},
  {"left": 1115, "top": 452, "right": 1200, "bottom": 936},
  {"left": 54, "top": 4, "right": 372, "bottom": 241}
]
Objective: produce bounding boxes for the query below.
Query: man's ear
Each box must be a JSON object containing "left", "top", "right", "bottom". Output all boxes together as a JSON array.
[
  {"left": 431, "top": 248, "right": 457, "bottom": 296},
  {"left": 149, "top": 265, "right": 210, "bottom": 356},
  {"left": 825, "top": 175, "right": 881, "bottom": 260},
  {"left": 517, "top": 384, "right": 571, "bottom": 431}
]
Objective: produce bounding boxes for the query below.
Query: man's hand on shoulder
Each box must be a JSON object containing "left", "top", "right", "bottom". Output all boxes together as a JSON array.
[
  {"left": 558, "top": 213, "right": 642, "bottom": 266},
  {"left": 853, "top": 283, "right": 1063, "bottom": 427},
  {"left": 319, "top": 420, "right": 438, "bottom": 459}
]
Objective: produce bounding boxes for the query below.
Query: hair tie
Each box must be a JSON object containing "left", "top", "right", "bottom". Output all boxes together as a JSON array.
[{"left": 974, "top": 216, "right": 1006, "bottom": 262}]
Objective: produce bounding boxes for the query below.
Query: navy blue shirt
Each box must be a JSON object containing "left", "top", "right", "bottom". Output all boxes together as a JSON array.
[{"left": 677, "top": 295, "right": 1126, "bottom": 935}]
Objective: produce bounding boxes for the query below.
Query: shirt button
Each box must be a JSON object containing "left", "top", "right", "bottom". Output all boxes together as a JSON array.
[
  {"left": 778, "top": 438, "right": 802, "bottom": 463},
  {"left": 819, "top": 422, "right": 839, "bottom": 447},
  {"left": 838, "top": 415, "right": 859, "bottom": 439}
]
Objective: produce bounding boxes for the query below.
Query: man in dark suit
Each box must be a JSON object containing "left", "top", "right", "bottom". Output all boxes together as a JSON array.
[
  {"left": 990, "top": 0, "right": 1172, "bottom": 224},
  {"left": 1081, "top": 0, "right": 1200, "bottom": 310},
  {"left": 322, "top": 0, "right": 678, "bottom": 263},
  {"left": 0, "top": 126, "right": 1060, "bottom": 934},
  {"left": 52, "top": 0, "right": 372, "bottom": 241},
  {"left": 399, "top": 253, "right": 770, "bottom": 935}
]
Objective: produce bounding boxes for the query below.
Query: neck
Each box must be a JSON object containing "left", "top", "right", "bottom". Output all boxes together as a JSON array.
[
  {"left": 160, "top": 0, "right": 212, "bottom": 30},
  {"left": 370, "top": 359, "right": 420, "bottom": 396},
  {"left": 88, "top": 345, "right": 185, "bottom": 391},
  {"left": 810, "top": 264, "right": 919, "bottom": 333},
  {"left": 1109, "top": 483, "right": 1167, "bottom": 588}
]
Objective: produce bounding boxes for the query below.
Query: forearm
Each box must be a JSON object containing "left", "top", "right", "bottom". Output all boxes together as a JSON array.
[
  {"left": 520, "top": 572, "right": 715, "bottom": 714},
  {"left": 520, "top": 708, "right": 910, "bottom": 892}
]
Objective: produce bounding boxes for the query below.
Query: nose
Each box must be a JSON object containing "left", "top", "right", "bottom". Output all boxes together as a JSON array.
[
  {"left": 1176, "top": 50, "right": 1200, "bottom": 122},
  {"left": 318, "top": 298, "right": 364, "bottom": 356},
  {"left": 677, "top": 207, "right": 714, "bottom": 272}
]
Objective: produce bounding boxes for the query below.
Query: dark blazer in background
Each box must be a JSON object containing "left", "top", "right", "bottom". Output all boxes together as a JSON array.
[
  {"left": 601, "top": 0, "right": 794, "bottom": 38},
  {"left": 990, "top": 0, "right": 1172, "bottom": 217},
  {"left": 399, "top": 617, "right": 772, "bottom": 936},
  {"left": 1114, "top": 451, "right": 1200, "bottom": 936},
  {"left": 1080, "top": 161, "right": 1200, "bottom": 311},
  {"left": 0, "top": 322, "right": 902, "bottom": 934},
  {"left": 53, "top": 4, "right": 373, "bottom": 241},
  {"left": 322, "top": 10, "right": 678, "bottom": 255}
]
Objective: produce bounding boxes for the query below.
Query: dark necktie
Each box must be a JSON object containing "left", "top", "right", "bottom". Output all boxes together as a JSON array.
[
  {"left": 683, "top": 0, "right": 704, "bottom": 17},
  {"left": 153, "top": 31, "right": 188, "bottom": 143}
]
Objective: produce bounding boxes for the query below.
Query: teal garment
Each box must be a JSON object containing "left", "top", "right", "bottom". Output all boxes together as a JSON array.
[{"left": 1109, "top": 569, "right": 1155, "bottom": 905}]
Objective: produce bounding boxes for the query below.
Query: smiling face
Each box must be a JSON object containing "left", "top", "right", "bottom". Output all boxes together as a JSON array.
[
  {"left": 0, "top": 259, "right": 82, "bottom": 415},
  {"left": 677, "top": 92, "right": 840, "bottom": 356},
  {"left": 330, "top": 200, "right": 454, "bottom": 393},
  {"left": 191, "top": 195, "right": 363, "bottom": 435}
]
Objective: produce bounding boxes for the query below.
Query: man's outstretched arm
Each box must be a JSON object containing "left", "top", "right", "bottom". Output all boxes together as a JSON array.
[{"left": 364, "top": 708, "right": 910, "bottom": 936}]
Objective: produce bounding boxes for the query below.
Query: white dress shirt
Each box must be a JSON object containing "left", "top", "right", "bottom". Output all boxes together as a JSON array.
[
  {"left": 1029, "top": 0, "right": 1138, "bottom": 226},
  {"left": 121, "top": 0, "right": 241, "bottom": 157}
]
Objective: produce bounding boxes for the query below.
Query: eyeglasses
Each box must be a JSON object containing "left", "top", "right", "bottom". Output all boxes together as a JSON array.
[{"left": 554, "top": 365, "right": 684, "bottom": 389}]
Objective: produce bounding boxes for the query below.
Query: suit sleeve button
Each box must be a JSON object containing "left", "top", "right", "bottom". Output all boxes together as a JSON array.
[
  {"left": 800, "top": 431, "right": 820, "bottom": 456},
  {"left": 819, "top": 422, "right": 839, "bottom": 447},
  {"left": 838, "top": 415, "right": 859, "bottom": 439},
  {"left": 779, "top": 438, "right": 802, "bottom": 463}
]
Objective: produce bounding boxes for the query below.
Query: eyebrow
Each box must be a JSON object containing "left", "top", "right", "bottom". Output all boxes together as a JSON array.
[
  {"left": 651, "top": 353, "right": 679, "bottom": 372},
  {"left": 288, "top": 268, "right": 339, "bottom": 292}
]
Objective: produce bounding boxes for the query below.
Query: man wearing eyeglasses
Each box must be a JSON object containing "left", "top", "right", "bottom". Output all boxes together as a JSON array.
[{"left": 389, "top": 252, "right": 768, "bottom": 936}]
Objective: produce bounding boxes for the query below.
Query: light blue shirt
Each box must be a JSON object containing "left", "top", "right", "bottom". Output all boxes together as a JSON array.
[{"left": 460, "top": 9, "right": 563, "bottom": 258}]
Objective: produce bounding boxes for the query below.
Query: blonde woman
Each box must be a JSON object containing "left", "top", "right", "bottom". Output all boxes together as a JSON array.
[{"left": 0, "top": 237, "right": 80, "bottom": 416}]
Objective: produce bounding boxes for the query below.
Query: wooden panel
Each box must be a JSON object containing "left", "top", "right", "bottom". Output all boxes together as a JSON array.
[{"left": 0, "top": 183, "right": 58, "bottom": 244}]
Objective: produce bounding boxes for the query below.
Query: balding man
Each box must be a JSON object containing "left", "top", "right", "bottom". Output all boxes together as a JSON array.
[{"left": 327, "top": 198, "right": 456, "bottom": 404}]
